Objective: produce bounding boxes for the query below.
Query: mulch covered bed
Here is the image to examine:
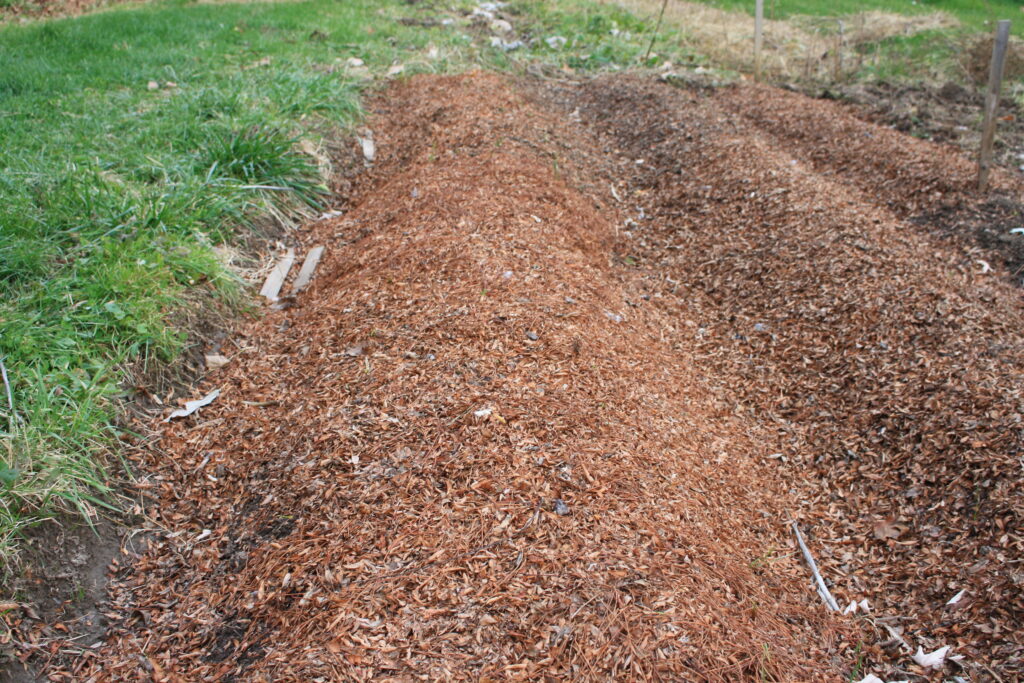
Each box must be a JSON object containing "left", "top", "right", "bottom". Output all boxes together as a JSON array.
[
  {"left": 15, "top": 71, "right": 1024, "bottom": 681},
  {"left": 551, "top": 75, "right": 1024, "bottom": 679},
  {"left": 32, "top": 73, "right": 854, "bottom": 680}
]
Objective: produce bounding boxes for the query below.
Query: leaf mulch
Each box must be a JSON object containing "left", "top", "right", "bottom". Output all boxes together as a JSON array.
[
  {"left": 17, "top": 72, "right": 856, "bottom": 681},
  {"left": 15, "top": 70, "right": 1024, "bottom": 681},
  {"left": 544, "top": 74, "right": 1024, "bottom": 679}
]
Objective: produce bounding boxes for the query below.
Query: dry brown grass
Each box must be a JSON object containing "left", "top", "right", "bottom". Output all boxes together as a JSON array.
[{"left": 607, "top": 0, "right": 957, "bottom": 80}]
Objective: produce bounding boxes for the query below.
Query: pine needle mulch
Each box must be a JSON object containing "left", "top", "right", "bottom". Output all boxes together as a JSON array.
[{"left": 39, "top": 72, "right": 854, "bottom": 680}]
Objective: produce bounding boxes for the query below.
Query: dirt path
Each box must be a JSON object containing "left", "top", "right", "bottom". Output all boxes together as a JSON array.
[{"left": 17, "top": 72, "right": 1024, "bottom": 680}]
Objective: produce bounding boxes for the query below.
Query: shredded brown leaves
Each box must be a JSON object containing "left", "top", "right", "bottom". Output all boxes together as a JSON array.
[{"left": 17, "top": 71, "right": 1024, "bottom": 681}]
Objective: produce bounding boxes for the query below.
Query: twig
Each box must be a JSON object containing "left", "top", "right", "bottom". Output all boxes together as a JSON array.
[
  {"left": 791, "top": 520, "right": 839, "bottom": 610},
  {"left": 643, "top": 0, "right": 670, "bottom": 63},
  {"left": 0, "top": 357, "right": 13, "bottom": 415}
]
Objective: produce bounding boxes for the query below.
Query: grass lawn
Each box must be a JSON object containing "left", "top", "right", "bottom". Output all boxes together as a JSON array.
[{"left": 0, "top": 0, "right": 688, "bottom": 572}]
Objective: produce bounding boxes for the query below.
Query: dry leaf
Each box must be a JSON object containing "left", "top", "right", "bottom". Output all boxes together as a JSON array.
[{"left": 872, "top": 516, "right": 903, "bottom": 540}]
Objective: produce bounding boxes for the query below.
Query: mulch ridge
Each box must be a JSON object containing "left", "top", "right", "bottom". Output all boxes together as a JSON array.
[
  {"left": 557, "top": 74, "right": 1024, "bottom": 678},
  {"left": 36, "top": 73, "right": 853, "bottom": 680}
]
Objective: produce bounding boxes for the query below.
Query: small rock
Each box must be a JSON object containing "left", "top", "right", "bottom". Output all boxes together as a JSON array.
[
  {"left": 545, "top": 35, "right": 567, "bottom": 49},
  {"left": 526, "top": 331, "right": 539, "bottom": 341},
  {"left": 345, "top": 345, "right": 364, "bottom": 357},
  {"left": 490, "top": 19, "right": 512, "bottom": 33},
  {"left": 554, "top": 499, "right": 570, "bottom": 516}
]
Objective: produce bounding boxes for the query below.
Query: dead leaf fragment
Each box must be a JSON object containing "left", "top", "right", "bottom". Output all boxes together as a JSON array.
[
  {"left": 872, "top": 516, "right": 904, "bottom": 540},
  {"left": 205, "top": 354, "right": 230, "bottom": 370}
]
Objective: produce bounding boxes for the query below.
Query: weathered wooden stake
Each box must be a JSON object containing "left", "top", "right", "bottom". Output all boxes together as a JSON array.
[
  {"left": 643, "top": 0, "right": 669, "bottom": 64},
  {"left": 835, "top": 19, "right": 845, "bottom": 81},
  {"left": 754, "top": 0, "right": 764, "bottom": 81},
  {"left": 978, "top": 20, "right": 1011, "bottom": 193}
]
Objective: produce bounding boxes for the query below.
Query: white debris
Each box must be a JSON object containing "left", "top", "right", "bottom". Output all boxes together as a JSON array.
[
  {"left": 386, "top": 64, "right": 405, "bottom": 77},
  {"left": 489, "top": 36, "right": 524, "bottom": 51},
  {"left": 604, "top": 311, "right": 624, "bottom": 323},
  {"left": 977, "top": 259, "right": 993, "bottom": 274},
  {"left": 473, "top": 407, "right": 492, "bottom": 419},
  {"left": 842, "top": 598, "right": 871, "bottom": 614},
  {"left": 946, "top": 589, "right": 966, "bottom": 606},
  {"left": 545, "top": 35, "right": 567, "bottom": 49},
  {"left": 490, "top": 19, "right": 512, "bottom": 33},
  {"left": 357, "top": 130, "right": 375, "bottom": 163},
  {"left": 319, "top": 209, "right": 344, "bottom": 220},
  {"left": 164, "top": 389, "right": 220, "bottom": 422},
  {"left": 912, "top": 645, "right": 951, "bottom": 670},
  {"left": 346, "top": 57, "right": 365, "bottom": 67},
  {"left": 1010, "top": 227, "right": 1024, "bottom": 234}
]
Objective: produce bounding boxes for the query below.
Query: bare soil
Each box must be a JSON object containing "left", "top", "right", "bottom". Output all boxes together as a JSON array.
[
  {"left": 2, "top": 519, "right": 130, "bottom": 682},
  {"left": 11, "top": 71, "right": 1024, "bottom": 680}
]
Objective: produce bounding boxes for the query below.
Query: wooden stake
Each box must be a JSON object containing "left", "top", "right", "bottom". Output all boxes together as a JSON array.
[
  {"left": 291, "top": 246, "right": 324, "bottom": 294},
  {"left": 978, "top": 19, "right": 1011, "bottom": 193},
  {"left": 835, "top": 19, "right": 845, "bottom": 81},
  {"left": 643, "top": 0, "right": 669, "bottom": 64},
  {"left": 259, "top": 249, "right": 296, "bottom": 302},
  {"left": 754, "top": 0, "right": 764, "bottom": 81}
]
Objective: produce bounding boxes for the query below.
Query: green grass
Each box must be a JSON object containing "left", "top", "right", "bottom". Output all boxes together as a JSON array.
[
  {"left": 0, "top": 0, "right": 453, "bottom": 571},
  {"left": 0, "top": 0, "right": 689, "bottom": 572}
]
